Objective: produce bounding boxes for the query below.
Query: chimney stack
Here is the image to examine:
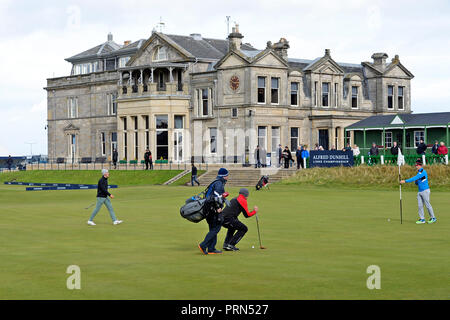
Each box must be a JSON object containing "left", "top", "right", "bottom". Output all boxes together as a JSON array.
[
  {"left": 272, "top": 38, "right": 290, "bottom": 61},
  {"left": 227, "top": 23, "right": 243, "bottom": 51},
  {"left": 371, "top": 53, "right": 388, "bottom": 70},
  {"left": 107, "top": 33, "right": 113, "bottom": 42}
]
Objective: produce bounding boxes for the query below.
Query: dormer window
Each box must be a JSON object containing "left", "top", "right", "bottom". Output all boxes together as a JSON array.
[
  {"left": 155, "top": 47, "right": 168, "bottom": 61},
  {"left": 118, "top": 56, "right": 130, "bottom": 68}
]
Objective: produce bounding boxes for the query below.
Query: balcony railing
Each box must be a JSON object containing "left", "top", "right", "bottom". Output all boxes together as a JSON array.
[{"left": 119, "top": 82, "right": 188, "bottom": 98}]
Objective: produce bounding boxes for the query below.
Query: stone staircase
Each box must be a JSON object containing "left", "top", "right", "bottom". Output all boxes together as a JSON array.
[{"left": 195, "top": 168, "right": 297, "bottom": 187}]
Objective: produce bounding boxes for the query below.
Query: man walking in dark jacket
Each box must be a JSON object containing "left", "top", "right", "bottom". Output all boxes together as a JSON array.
[
  {"left": 87, "top": 169, "right": 122, "bottom": 226},
  {"left": 222, "top": 188, "right": 258, "bottom": 251},
  {"left": 191, "top": 163, "right": 200, "bottom": 186},
  {"left": 416, "top": 139, "right": 427, "bottom": 155},
  {"left": 198, "top": 168, "right": 228, "bottom": 255}
]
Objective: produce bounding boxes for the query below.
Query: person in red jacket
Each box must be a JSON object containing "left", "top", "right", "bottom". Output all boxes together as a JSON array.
[
  {"left": 222, "top": 188, "right": 258, "bottom": 251},
  {"left": 437, "top": 141, "right": 448, "bottom": 155}
]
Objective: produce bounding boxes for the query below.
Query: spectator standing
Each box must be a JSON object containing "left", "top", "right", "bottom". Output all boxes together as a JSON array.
[
  {"left": 112, "top": 149, "right": 118, "bottom": 169},
  {"left": 260, "top": 147, "right": 267, "bottom": 168},
  {"left": 343, "top": 143, "right": 352, "bottom": 152},
  {"left": 191, "top": 163, "right": 200, "bottom": 186},
  {"left": 301, "top": 145, "right": 309, "bottom": 169},
  {"left": 254, "top": 145, "right": 261, "bottom": 168},
  {"left": 431, "top": 141, "right": 439, "bottom": 155},
  {"left": 6, "top": 155, "right": 13, "bottom": 171},
  {"left": 390, "top": 141, "right": 400, "bottom": 156},
  {"left": 295, "top": 145, "right": 302, "bottom": 169},
  {"left": 144, "top": 149, "right": 151, "bottom": 170},
  {"left": 277, "top": 144, "right": 282, "bottom": 167},
  {"left": 352, "top": 144, "right": 360, "bottom": 157},
  {"left": 437, "top": 141, "right": 448, "bottom": 155},
  {"left": 282, "top": 146, "right": 293, "bottom": 169},
  {"left": 416, "top": 139, "right": 427, "bottom": 155}
]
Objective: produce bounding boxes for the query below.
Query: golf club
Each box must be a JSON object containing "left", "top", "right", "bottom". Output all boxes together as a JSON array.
[
  {"left": 255, "top": 214, "right": 266, "bottom": 249},
  {"left": 84, "top": 203, "right": 95, "bottom": 210}
]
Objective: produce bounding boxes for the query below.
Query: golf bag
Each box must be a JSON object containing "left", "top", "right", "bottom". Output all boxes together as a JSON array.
[
  {"left": 180, "top": 179, "right": 228, "bottom": 223},
  {"left": 180, "top": 196, "right": 207, "bottom": 223},
  {"left": 255, "top": 175, "right": 269, "bottom": 190}
]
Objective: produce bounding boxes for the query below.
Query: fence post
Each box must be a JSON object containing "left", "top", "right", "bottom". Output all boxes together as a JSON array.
[
  {"left": 380, "top": 155, "right": 384, "bottom": 165},
  {"left": 446, "top": 155, "right": 448, "bottom": 165},
  {"left": 422, "top": 154, "right": 426, "bottom": 166},
  {"left": 303, "top": 157, "right": 307, "bottom": 168},
  {"left": 361, "top": 155, "right": 365, "bottom": 164}
]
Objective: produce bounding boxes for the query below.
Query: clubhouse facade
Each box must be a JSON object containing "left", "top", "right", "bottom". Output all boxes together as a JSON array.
[{"left": 45, "top": 26, "right": 415, "bottom": 164}]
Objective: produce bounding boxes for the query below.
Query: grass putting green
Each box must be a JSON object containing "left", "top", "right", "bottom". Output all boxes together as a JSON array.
[{"left": 0, "top": 180, "right": 448, "bottom": 299}]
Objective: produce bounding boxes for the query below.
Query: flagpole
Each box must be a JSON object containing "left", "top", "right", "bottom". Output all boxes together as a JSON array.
[
  {"left": 399, "top": 164, "right": 403, "bottom": 224},
  {"left": 398, "top": 149, "right": 403, "bottom": 224}
]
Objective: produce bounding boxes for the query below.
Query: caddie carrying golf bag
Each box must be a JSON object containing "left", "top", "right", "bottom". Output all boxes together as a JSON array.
[
  {"left": 180, "top": 180, "right": 228, "bottom": 223},
  {"left": 255, "top": 175, "right": 269, "bottom": 190}
]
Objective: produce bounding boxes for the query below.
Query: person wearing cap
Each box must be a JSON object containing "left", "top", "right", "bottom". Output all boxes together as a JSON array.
[
  {"left": 400, "top": 159, "right": 437, "bottom": 224},
  {"left": 222, "top": 188, "right": 258, "bottom": 251},
  {"left": 198, "top": 168, "right": 229, "bottom": 255},
  {"left": 87, "top": 169, "right": 122, "bottom": 226}
]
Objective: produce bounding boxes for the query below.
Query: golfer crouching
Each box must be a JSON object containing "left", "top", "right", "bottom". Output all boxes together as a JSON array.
[
  {"left": 87, "top": 169, "right": 123, "bottom": 226},
  {"left": 222, "top": 188, "right": 258, "bottom": 251}
]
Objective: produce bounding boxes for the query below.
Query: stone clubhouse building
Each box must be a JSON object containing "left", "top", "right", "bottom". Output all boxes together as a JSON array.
[{"left": 45, "top": 25, "right": 414, "bottom": 164}]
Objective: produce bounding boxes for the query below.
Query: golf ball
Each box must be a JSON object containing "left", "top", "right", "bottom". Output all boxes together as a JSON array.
[
  {"left": 388, "top": 219, "right": 391, "bottom": 222},
  {"left": 252, "top": 246, "right": 255, "bottom": 248}
]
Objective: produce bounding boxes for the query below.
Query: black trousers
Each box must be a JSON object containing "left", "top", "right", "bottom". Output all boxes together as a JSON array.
[{"left": 223, "top": 218, "right": 248, "bottom": 246}]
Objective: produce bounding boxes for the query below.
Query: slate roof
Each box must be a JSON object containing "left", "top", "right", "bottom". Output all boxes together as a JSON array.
[
  {"left": 66, "top": 41, "right": 122, "bottom": 62},
  {"left": 347, "top": 113, "right": 450, "bottom": 129},
  {"left": 165, "top": 34, "right": 258, "bottom": 59}
]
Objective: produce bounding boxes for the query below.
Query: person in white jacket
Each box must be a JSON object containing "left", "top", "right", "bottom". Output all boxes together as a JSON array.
[{"left": 352, "top": 144, "right": 360, "bottom": 157}]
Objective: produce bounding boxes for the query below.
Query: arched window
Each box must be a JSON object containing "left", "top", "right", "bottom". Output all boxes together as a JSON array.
[{"left": 155, "top": 46, "right": 168, "bottom": 61}]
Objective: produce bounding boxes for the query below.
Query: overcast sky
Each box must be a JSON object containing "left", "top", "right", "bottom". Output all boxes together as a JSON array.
[{"left": 0, "top": 0, "right": 449, "bottom": 156}]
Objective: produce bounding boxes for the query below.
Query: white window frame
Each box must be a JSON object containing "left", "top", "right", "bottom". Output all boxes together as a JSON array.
[
  {"left": 111, "top": 132, "right": 117, "bottom": 156},
  {"left": 257, "top": 76, "right": 266, "bottom": 104},
  {"left": 351, "top": 86, "right": 358, "bottom": 109},
  {"left": 155, "top": 47, "right": 168, "bottom": 61},
  {"left": 334, "top": 83, "right": 339, "bottom": 107},
  {"left": 291, "top": 127, "right": 299, "bottom": 151},
  {"left": 202, "top": 88, "right": 209, "bottom": 116},
  {"left": 100, "top": 132, "right": 106, "bottom": 156},
  {"left": 322, "top": 82, "right": 330, "bottom": 107},
  {"left": 385, "top": 131, "right": 393, "bottom": 148},
  {"left": 271, "top": 77, "right": 279, "bottom": 105},
  {"left": 387, "top": 85, "right": 394, "bottom": 109},
  {"left": 257, "top": 126, "right": 267, "bottom": 150},
  {"left": 68, "top": 97, "right": 78, "bottom": 118},
  {"left": 290, "top": 82, "right": 299, "bottom": 106},
  {"left": 209, "top": 127, "right": 217, "bottom": 154},
  {"left": 271, "top": 126, "right": 280, "bottom": 153},
  {"left": 314, "top": 81, "right": 318, "bottom": 107},
  {"left": 107, "top": 93, "right": 117, "bottom": 115},
  {"left": 414, "top": 131, "right": 425, "bottom": 147},
  {"left": 398, "top": 86, "right": 404, "bottom": 110},
  {"left": 118, "top": 56, "right": 130, "bottom": 68}
]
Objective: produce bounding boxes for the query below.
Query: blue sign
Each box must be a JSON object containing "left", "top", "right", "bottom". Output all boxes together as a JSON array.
[{"left": 309, "top": 150, "right": 354, "bottom": 167}]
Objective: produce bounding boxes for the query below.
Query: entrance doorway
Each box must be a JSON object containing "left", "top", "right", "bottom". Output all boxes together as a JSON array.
[{"left": 319, "top": 129, "right": 329, "bottom": 150}]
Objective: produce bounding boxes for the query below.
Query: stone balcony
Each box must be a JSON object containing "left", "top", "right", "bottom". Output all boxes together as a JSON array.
[{"left": 118, "top": 81, "right": 189, "bottom": 99}]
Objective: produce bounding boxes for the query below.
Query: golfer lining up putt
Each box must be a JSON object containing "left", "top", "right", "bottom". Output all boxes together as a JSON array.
[
  {"left": 87, "top": 169, "right": 123, "bottom": 226},
  {"left": 222, "top": 188, "right": 258, "bottom": 251},
  {"left": 400, "top": 159, "right": 437, "bottom": 224}
]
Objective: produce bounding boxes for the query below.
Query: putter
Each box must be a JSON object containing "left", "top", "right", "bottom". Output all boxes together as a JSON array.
[
  {"left": 255, "top": 214, "right": 266, "bottom": 249},
  {"left": 84, "top": 203, "right": 95, "bottom": 210}
]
